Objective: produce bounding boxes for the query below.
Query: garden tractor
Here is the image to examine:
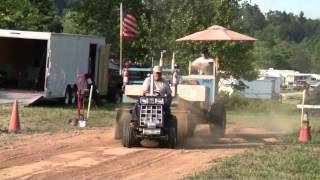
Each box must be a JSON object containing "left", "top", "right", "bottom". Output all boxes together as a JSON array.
[{"left": 114, "top": 60, "right": 226, "bottom": 148}]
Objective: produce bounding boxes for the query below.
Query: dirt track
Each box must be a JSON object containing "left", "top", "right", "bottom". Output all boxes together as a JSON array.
[{"left": 0, "top": 123, "right": 280, "bottom": 180}]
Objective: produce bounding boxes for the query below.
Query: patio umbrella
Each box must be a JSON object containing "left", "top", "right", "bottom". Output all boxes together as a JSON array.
[{"left": 176, "top": 25, "right": 257, "bottom": 41}]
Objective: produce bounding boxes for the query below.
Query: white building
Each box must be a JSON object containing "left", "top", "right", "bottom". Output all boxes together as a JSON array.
[
  {"left": 259, "top": 68, "right": 319, "bottom": 89},
  {"left": 241, "top": 79, "right": 278, "bottom": 99}
]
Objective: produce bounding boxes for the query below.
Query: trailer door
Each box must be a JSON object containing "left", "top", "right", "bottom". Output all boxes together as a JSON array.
[{"left": 97, "top": 44, "right": 111, "bottom": 95}]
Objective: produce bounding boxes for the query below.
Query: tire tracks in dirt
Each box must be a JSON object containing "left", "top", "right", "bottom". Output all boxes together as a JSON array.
[{"left": 0, "top": 123, "right": 282, "bottom": 180}]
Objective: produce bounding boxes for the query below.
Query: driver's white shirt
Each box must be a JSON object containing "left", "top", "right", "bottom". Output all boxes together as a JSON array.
[{"left": 142, "top": 77, "right": 172, "bottom": 96}]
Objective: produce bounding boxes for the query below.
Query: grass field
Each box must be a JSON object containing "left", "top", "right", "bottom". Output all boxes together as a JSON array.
[
  {"left": 189, "top": 140, "right": 320, "bottom": 180},
  {"left": 189, "top": 98, "right": 320, "bottom": 180},
  {"left": 2, "top": 97, "right": 320, "bottom": 179},
  {"left": 0, "top": 101, "right": 117, "bottom": 133}
]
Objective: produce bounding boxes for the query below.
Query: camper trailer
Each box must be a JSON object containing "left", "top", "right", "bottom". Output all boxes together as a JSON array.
[{"left": 0, "top": 29, "right": 111, "bottom": 105}]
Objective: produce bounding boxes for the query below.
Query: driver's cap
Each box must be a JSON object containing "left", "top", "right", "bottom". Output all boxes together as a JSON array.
[{"left": 153, "top": 66, "right": 162, "bottom": 73}]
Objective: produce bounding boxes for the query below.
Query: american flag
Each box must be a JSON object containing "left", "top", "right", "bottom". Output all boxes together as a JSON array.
[{"left": 122, "top": 11, "right": 139, "bottom": 39}]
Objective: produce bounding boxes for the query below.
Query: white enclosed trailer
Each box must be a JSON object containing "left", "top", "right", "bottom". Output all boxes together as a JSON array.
[{"left": 0, "top": 29, "right": 110, "bottom": 105}]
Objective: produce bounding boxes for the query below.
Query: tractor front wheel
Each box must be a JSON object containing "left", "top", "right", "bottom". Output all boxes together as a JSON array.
[
  {"left": 168, "top": 127, "right": 177, "bottom": 149},
  {"left": 122, "top": 121, "right": 137, "bottom": 148}
]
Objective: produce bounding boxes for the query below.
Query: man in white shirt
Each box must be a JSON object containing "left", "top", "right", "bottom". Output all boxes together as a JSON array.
[
  {"left": 142, "top": 66, "right": 172, "bottom": 99},
  {"left": 139, "top": 66, "right": 172, "bottom": 118},
  {"left": 191, "top": 48, "right": 218, "bottom": 75}
]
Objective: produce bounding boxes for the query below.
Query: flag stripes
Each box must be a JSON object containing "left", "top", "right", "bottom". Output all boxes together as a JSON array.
[{"left": 122, "top": 11, "right": 139, "bottom": 39}]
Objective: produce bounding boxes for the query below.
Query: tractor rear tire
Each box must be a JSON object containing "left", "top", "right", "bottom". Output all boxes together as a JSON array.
[
  {"left": 122, "top": 121, "right": 137, "bottom": 148},
  {"left": 209, "top": 102, "right": 226, "bottom": 137},
  {"left": 175, "top": 112, "right": 188, "bottom": 143},
  {"left": 187, "top": 117, "right": 196, "bottom": 137}
]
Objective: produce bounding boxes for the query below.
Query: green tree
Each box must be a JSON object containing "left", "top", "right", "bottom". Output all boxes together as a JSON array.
[
  {"left": 288, "top": 48, "right": 310, "bottom": 72},
  {"left": 0, "top": 0, "right": 40, "bottom": 30},
  {"left": 0, "top": 0, "right": 62, "bottom": 32},
  {"left": 141, "top": 0, "right": 257, "bottom": 79},
  {"left": 62, "top": 0, "right": 147, "bottom": 59},
  {"left": 235, "top": 2, "right": 266, "bottom": 36},
  {"left": 241, "top": 3, "right": 320, "bottom": 73},
  {"left": 30, "top": 0, "right": 62, "bottom": 32},
  {"left": 63, "top": 0, "right": 257, "bottom": 79}
]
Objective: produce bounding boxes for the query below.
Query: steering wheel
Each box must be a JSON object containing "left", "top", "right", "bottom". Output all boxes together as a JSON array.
[{"left": 144, "top": 91, "right": 161, "bottom": 96}]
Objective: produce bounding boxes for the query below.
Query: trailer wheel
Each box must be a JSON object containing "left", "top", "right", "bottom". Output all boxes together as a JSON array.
[
  {"left": 64, "top": 85, "right": 73, "bottom": 105},
  {"left": 209, "top": 102, "right": 226, "bottom": 137},
  {"left": 71, "top": 85, "right": 78, "bottom": 105},
  {"left": 114, "top": 92, "right": 122, "bottom": 104},
  {"left": 122, "top": 121, "right": 137, "bottom": 148}
]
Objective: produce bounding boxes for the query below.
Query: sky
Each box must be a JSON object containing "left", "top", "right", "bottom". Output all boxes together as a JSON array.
[{"left": 246, "top": 0, "right": 320, "bottom": 19}]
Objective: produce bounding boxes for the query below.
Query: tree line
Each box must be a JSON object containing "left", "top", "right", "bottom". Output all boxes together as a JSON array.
[
  {"left": 240, "top": 3, "right": 320, "bottom": 73},
  {"left": 1, "top": 0, "right": 319, "bottom": 78}
]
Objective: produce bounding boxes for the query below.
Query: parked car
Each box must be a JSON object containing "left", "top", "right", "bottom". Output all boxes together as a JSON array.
[{"left": 309, "top": 80, "right": 320, "bottom": 88}]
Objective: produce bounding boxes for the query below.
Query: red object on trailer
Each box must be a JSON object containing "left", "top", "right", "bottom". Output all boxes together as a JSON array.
[
  {"left": 77, "top": 74, "right": 88, "bottom": 93},
  {"left": 76, "top": 74, "right": 88, "bottom": 122},
  {"left": 77, "top": 91, "right": 86, "bottom": 120}
]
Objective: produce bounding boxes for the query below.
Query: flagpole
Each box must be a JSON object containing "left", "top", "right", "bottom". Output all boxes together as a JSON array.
[{"left": 119, "top": 2, "right": 123, "bottom": 75}]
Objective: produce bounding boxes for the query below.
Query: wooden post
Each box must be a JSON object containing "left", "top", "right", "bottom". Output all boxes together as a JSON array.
[
  {"left": 300, "top": 90, "right": 306, "bottom": 128},
  {"left": 119, "top": 2, "right": 123, "bottom": 75}
]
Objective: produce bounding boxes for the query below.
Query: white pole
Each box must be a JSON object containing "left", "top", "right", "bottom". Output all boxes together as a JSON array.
[
  {"left": 159, "top": 50, "right": 166, "bottom": 67},
  {"left": 152, "top": 57, "right": 154, "bottom": 67},
  {"left": 171, "top": 52, "right": 175, "bottom": 70},
  {"left": 159, "top": 51, "right": 163, "bottom": 67},
  {"left": 300, "top": 90, "right": 306, "bottom": 128},
  {"left": 150, "top": 74, "right": 154, "bottom": 96},
  {"left": 119, "top": 2, "right": 123, "bottom": 75},
  {"left": 87, "top": 85, "right": 94, "bottom": 119}
]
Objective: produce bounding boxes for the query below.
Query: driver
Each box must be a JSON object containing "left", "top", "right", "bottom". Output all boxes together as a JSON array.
[
  {"left": 142, "top": 66, "right": 172, "bottom": 99},
  {"left": 136, "top": 66, "right": 172, "bottom": 118}
]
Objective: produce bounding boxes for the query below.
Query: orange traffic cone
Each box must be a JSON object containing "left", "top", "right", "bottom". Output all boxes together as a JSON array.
[
  {"left": 8, "top": 100, "right": 20, "bottom": 133},
  {"left": 299, "top": 113, "right": 311, "bottom": 142},
  {"left": 299, "top": 127, "right": 311, "bottom": 142}
]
